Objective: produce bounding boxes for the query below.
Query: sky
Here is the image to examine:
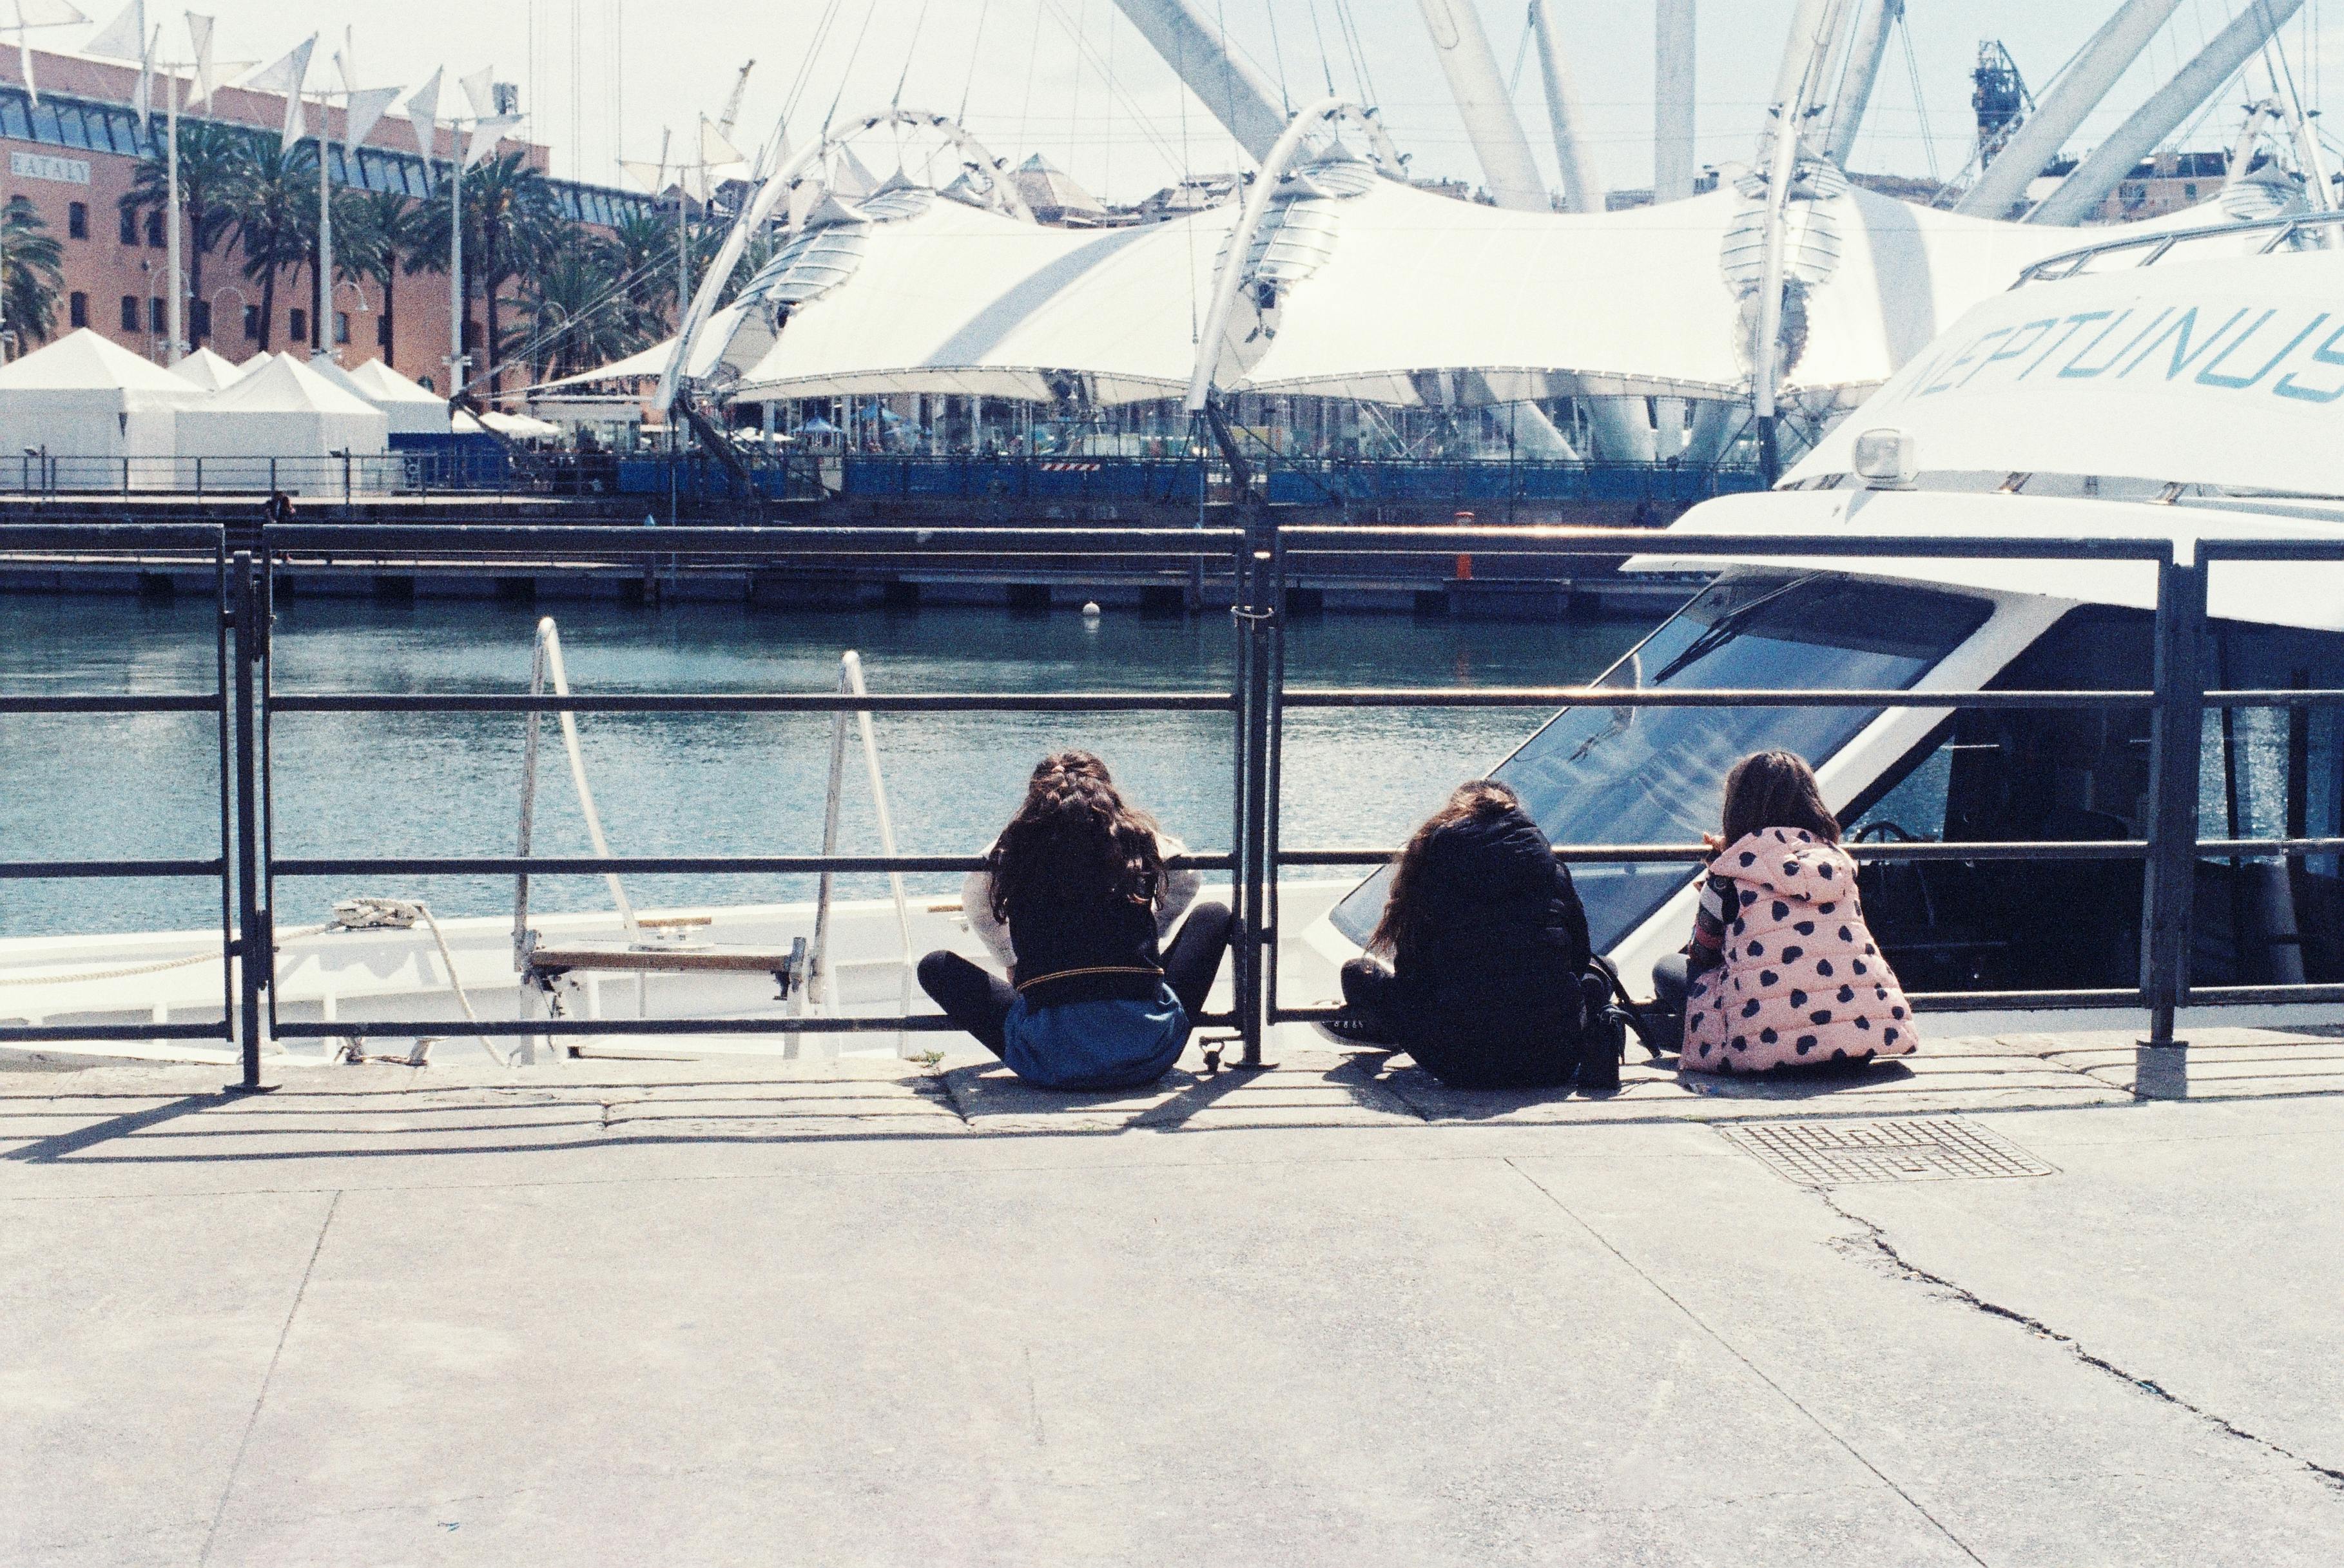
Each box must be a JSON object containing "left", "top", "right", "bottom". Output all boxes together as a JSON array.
[{"left": 61, "top": 1, "right": 2344, "bottom": 201}]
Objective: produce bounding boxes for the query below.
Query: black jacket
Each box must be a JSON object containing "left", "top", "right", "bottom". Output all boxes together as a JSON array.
[
  {"left": 1002, "top": 879, "right": 1167, "bottom": 1009},
  {"left": 1390, "top": 806, "right": 1591, "bottom": 1086}
]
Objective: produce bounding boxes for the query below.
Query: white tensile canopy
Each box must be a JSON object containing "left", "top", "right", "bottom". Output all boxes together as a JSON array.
[
  {"left": 673, "top": 176, "right": 2098, "bottom": 415},
  {"left": 718, "top": 198, "right": 1236, "bottom": 405},
  {"left": 537, "top": 305, "right": 751, "bottom": 389},
  {"left": 175, "top": 353, "right": 391, "bottom": 494},
  {"left": 1237, "top": 182, "right": 2075, "bottom": 403},
  {"left": 0, "top": 330, "right": 209, "bottom": 486},
  {"left": 171, "top": 346, "right": 247, "bottom": 392}
]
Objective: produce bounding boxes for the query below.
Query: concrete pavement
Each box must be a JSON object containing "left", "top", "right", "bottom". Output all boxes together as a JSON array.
[{"left": 3, "top": 1025, "right": 2341, "bottom": 1565}]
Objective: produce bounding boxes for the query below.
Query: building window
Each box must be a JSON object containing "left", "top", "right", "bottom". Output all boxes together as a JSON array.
[
  {"left": 242, "top": 304, "right": 260, "bottom": 341},
  {"left": 2184, "top": 182, "right": 2198, "bottom": 198},
  {"left": 149, "top": 296, "right": 164, "bottom": 332},
  {"left": 144, "top": 208, "right": 164, "bottom": 247},
  {"left": 334, "top": 311, "right": 351, "bottom": 345},
  {"left": 66, "top": 201, "right": 86, "bottom": 240},
  {"left": 376, "top": 314, "right": 392, "bottom": 348},
  {"left": 68, "top": 292, "right": 87, "bottom": 329},
  {"left": 119, "top": 295, "right": 139, "bottom": 331},
  {"left": 118, "top": 206, "right": 137, "bottom": 245},
  {"left": 288, "top": 307, "right": 307, "bottom": 343},
  {"left": 191, "top": 300, "right": 211, "bottom": 341}
]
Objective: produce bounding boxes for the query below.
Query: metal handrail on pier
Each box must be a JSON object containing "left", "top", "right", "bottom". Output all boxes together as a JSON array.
[{"left": 3, "top": 519, "right": 2340, "bottom": 1089}]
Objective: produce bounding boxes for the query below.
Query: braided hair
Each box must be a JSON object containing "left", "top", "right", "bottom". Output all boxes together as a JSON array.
[{"left": 989, "top": 751, "right": 1165, "bottom": 922}]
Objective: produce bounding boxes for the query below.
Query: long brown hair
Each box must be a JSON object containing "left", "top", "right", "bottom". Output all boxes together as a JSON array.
[
  {"left": 1721, "top": 750, "right": 1841, "bottom": 846},
  {"left": 989, "top": 750, "right": 1165, "bottom": 920},
  {"left": 1369, "top": 779, "right": 1524, "bottom": 958}
]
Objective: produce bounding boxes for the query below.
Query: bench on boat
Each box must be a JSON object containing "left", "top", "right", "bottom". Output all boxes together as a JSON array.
[{"left": 521, "top": 916, "right": 811, "bottom": 1001}]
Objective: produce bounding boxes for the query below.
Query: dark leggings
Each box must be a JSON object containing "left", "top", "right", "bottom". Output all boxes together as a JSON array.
[{"left": 916, "top": 902, "right": 1234, "bottom": 1056}]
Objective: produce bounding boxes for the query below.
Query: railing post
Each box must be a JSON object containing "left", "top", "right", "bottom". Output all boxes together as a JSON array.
[
  {"left": 2140, "top": 552, "right": 2207, "bottom": 1054},
  {"left": 1230, "top": 494, "right": 1280, "bottom": 1067},
  {"left": 229, "top": 550, "right": 271, "bottom": 1092}
]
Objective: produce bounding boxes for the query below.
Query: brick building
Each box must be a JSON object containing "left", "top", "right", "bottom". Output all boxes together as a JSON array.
[{"left": 0, "top": 48, "right": 652, "bottom": 390}]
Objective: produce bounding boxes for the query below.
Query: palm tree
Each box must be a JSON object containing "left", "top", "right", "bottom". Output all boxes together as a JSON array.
[
  {"left": 228, "top": 140, "right": 318, "bottom": 353},
  {"left": 118, "top": 119, "right": 255, "bottom": 347},
  {"left": 605, "top": 208, "right": 678, "bottom": 339},
  {"left": 1, "top": 197, "right": 65, "bottom": 349},
  {"left": 507, "top": 235, "right": 639, "bottom": 383},
  {"left": 405, "top": 150, "right": 561, "bottom": 395},
  {"left": 334, "top": 187, "right": 413, "bottom": 368}
]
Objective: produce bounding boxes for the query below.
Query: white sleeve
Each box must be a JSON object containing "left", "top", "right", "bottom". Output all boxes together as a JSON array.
[
  {"left": 1154, "top": 830, "right": 1201, "bottom": 938},
  {"left": 962, "top": 854, "right": 1015, "bottom": 971}
]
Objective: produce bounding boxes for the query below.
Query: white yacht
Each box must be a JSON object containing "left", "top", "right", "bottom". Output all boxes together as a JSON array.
[{"left": 1321, "top": 215, "right": 2344, "bottom": 1032}]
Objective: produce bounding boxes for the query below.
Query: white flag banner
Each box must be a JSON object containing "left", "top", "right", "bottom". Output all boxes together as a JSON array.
[
  {"left": 402, "top": 66, "right": 441, "bottom": 186},
  {"left": 13, "top": 0, "right": 95, "bottom": 106},
  {"left": 130, "top": 19, "right": 151, "bottom": 123},
  {"left": 465, "top": 111, "right": 519, "bottom": 169},
  {"left": 699, "top": 115, "right": 744, "bottom": 173},
  {"left": 342, "top": 83, "right": 397, "bottom": 150},
  {"left": 458, "top": 64, "right": 493, "bottom": 119},
  {"left": 184, "top": 10, "right": 215, "bottom": 108},
  {"left": 242, "top": 34, "right": 314, "bottom": 150},
  {"left": 81, "top": 0, "right": 140, "bottom": 59}
]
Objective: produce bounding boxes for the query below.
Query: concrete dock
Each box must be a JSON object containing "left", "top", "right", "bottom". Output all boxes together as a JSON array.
[{"left": 5, "top": 1025, "right": 2341, "bottom": 1565}]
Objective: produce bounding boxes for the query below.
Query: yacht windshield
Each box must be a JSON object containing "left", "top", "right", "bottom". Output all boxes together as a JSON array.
[{"left": 1329, "top": 576, "right": 1995, "bottom": 953}]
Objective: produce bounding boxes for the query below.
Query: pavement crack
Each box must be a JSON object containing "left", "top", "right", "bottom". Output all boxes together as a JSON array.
[
  {"left": 1504, "top": 1158, "right": 1991, "bottom": 1565},
  {"left": 1818, "top": 1189, "right": 2344, "bottom": 1494},
  {"left": 200, "top": 1188, "right": 343, "bottom": 1564}
]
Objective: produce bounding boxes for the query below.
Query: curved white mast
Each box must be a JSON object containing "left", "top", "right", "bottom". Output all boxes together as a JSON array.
[
  {"left": 1526, "top": 0, "right": 1601, "bottom": 213},
  {"left": 2028, "top": 0, "right": 2309, "bottom": 226},
  {"left": 1953, "top": 0, "right": 2182, "bottom": 218},
  {"left": 1415, "top": 0, "right": 1548, "bottom": 212}
]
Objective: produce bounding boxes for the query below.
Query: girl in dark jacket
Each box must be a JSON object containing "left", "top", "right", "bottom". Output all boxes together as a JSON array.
[
  {"left": 1341, "top": 779, "right": 1593, "bottom": 1088},
  {"left": 916, "top": 751, "right": 1233, "bottom": 1090}
]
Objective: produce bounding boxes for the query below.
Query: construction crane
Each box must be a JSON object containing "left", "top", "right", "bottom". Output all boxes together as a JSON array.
[{"left": 1970, "top": 41, "right": 2032, "bottom": 168}]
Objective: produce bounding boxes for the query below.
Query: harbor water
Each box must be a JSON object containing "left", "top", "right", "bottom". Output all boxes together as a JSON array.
[{"left": 0, "top": 594, "right": 1654, "bottom": 939}]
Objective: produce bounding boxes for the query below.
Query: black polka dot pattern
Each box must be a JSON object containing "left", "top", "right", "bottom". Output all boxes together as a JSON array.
[{"left": 1680, "top": 828, "right": 1918, "bottom": 1075}]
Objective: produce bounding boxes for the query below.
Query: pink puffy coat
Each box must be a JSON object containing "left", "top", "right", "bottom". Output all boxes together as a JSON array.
[{"left": 1681, "top": 828, "right": 1917, "bottom": 1073}]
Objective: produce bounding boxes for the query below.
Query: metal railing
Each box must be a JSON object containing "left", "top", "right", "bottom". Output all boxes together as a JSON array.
[
  {"left": 0, "top": 525, "right": 238, "bottom": 1052},
  {"left": 3, "top": 517, "right": 2339, "bottom": 1089},
  {"left": 2015, "top": 207, "right": 2344, "bottom": 286}
]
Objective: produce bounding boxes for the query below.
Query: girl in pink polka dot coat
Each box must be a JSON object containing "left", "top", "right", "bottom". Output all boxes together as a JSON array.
[{"left": 1680, "top": 751, "right": 1917, "bottom": 1074}]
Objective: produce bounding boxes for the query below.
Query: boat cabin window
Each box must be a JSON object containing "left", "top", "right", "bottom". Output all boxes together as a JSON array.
[
  {"left": 1845, "top": 606, "right": 2344, "bottom": 992},
  {"left": 1329, "top": 575, "right": 1995, "bottom": 953}
]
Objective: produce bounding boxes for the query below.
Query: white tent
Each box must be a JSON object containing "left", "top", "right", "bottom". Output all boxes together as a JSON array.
[
  {"left": 175, "top": 353, "right": 392, "bottom": 495},
  {"left": 309, "top": 354, "right": 453, "bottom": 438},
  {"left": 0, "top": 330, "right": 210, "bottom": 490},
  {"left": 342, "top": 357, "right": 455, "bottom": 437},
  {"left": 238, "top": 350, "right": 275, "bottom": 375},
  {"left": 171, "top": 347, "right": 247, "bottom": 392}
]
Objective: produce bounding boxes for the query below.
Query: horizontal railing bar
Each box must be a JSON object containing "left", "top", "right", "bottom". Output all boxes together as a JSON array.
[
  {"left": 2197, "top": 540, "right": 2344, "bottom": 563},
  {"left": 2184, "top": 982, "right": 2344, "bottom": 1005},
  {"left": 2198, "top": 837, "right": 2344, "bottom": 855},
  {"left": 0, "top": 525, "right": 224, "bottom": 550},
  {"left": 273, "top": 1012, "right": 1237, "bottom": 1038},
  {"left": 1907, "top": 987, "right": 2146, "bottom": 1011},
  {"left": 2202, "top": 690, "right": 2344, "bottom": 708},
  {"left": 1279, "top": 528, "right": 2176, "bottom": 561},
  {"left": 1281, "top": 687, "right": 2150, "bottom": 710},
  {"left": 268, "top": 691, "right": 1240, "bottom": 715},
  {"left": 0, "top": 1022, "right": 231, "bottom": 1041},
  {"left": 1278, "top": 840, "right": 2149, "bottom": 866},
  {"left": 0, "top": 694, "right": 223, "bottom": 714},
  {"left": 0, "top": 858, "right": 226, "bottom": 879},
  {"left": 276, "top": 853, "right": 1234, "bottom": 876},
  {"left": 266, "top": 524, "right": 1246, "bottom": 556}
]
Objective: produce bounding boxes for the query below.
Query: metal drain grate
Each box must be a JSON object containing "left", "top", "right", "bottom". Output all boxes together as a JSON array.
[{"left": 1719, "top": 1117, "right": 2055, "bottom": 1186}]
